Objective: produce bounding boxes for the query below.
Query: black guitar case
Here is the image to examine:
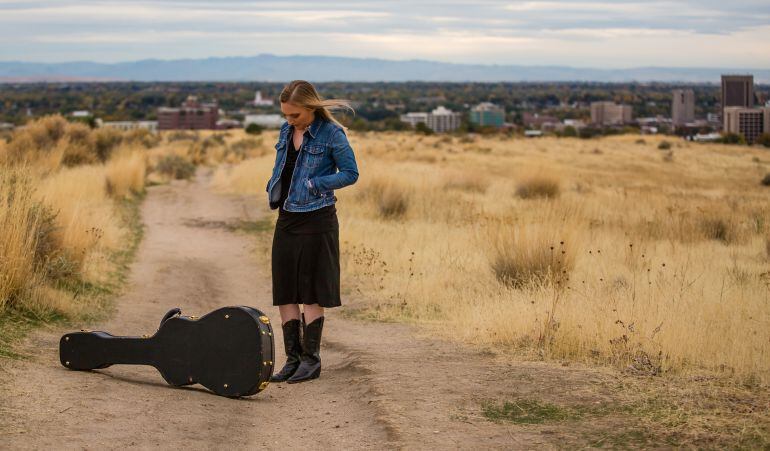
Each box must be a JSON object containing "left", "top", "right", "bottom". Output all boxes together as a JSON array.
[{"left": 59, "top": 306, "right": 275, "bottom": 397}]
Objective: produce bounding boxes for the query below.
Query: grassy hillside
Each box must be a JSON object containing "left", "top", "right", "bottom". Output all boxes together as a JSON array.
[{"left": 215, "top": 130, "right": 770, "bottom": 384}]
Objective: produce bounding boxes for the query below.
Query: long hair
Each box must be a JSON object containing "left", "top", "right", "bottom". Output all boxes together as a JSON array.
[{"left": 279, "top": 80, "right": 354, "bottom": 133}]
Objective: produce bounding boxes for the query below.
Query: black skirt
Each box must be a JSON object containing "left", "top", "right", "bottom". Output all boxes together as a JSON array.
[{"left": 271, "top": 212, "right": 341, "bottom": 308}]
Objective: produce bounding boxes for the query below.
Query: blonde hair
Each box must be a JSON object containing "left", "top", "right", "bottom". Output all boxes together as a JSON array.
[{"left": 279, "top": 80, "right": 354, "bottom": 133}]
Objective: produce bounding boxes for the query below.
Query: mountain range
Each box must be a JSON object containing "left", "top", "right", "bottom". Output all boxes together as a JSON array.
[{"left": 1, "top": 54, "right": 768, "bottom": 83}]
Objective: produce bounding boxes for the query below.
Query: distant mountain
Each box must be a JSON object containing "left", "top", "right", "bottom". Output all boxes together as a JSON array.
[{"left": 0, "top": 54, "right": 768, "bottom": 83}]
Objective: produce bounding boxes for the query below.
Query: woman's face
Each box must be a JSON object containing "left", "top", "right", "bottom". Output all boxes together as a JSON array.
[{"left": 281, "top": 102, "right": 315, "bottom": 130}]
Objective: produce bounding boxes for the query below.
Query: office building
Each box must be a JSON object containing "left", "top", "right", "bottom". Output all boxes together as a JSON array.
[
  {"left": 671, "top": 89, "right": 695, "bottom": 126},
  {"left": 723, "top": 107, "right": 770, "bottom": 144},
  {"left": 157, "top": 96, "right": 218, "bottom": 130},
  {"left": 469, "top": 102, "right": 505, "bottom": 127},
  {"left": 590, "top": 101, "right": 633, "bottom": 125},
  {"left": 721, "top": 75, "right": 754, "bottom": 121}
]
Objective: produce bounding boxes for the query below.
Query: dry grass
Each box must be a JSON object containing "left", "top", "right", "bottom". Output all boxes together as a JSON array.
[
  {"left": 487, "top": 219, "right": 578, "bottom": 289},
  {"left": 211, "top": 130, "right": 770, "bottom": 384},
  {"left": 106, "top": 148, "right": 147, "bottom": 198},
  {"left": 1, "top": 116, "right": 148, "bottom": 327},
  {"left": 516, "top": 173, "right": 561, "bottom": 199},
  {"left": 0, "top": 168, "right": 44, "bottom": 311}
]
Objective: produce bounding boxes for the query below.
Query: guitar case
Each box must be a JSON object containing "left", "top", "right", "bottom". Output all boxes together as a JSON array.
[{"left": 59, "top": 306, "right": 275, "bottom": 397}]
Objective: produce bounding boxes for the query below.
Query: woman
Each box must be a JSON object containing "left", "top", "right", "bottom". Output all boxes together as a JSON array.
[{"left": 265, "top": 80, "right": 359, "bottom": 384}]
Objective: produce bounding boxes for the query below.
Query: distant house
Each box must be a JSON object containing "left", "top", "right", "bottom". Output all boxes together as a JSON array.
[
  {"left": 522, "top": 112, "right": 559, "bottom": 130},
  {"left": 244, "top": 114, "right": 285, "bottom": 129},
  {"left": 524, "top": 130, "right": 543, "bottom": 138},
  {"left": 216, "top": 119, "right": 242, "bottom": 130},
  {"left": 157, "top": 96, "right": 218, "bottom": 130},
  {"left": 99, "top": 120, "right": 158, "bottom": 133},
  {"left": 399, "top": 112, "right": 429, "bottom": 129},
  {"left": 252, "top": 90, "right": 274, "bottom": 107},
  {"left": 692, "top": 132, "right": 722, "bottom": 142},
  {"left": 469, "top": 102, "right": 505, "bottom": 128},
  {"left": 70, "top": 110, "right": 92, "bottom": 118}
]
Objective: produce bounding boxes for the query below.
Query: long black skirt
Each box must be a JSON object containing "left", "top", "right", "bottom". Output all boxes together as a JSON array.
[{"left": 271, "top": 226, "right": 342, "bottom": 308}]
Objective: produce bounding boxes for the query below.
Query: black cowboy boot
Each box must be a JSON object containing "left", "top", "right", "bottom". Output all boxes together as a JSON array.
[
  {"left": 269, "top": 319, "right": 302, "bottom": 382},
  {"left": 287, "top": 316, "right": 324, "bottom": 383}
]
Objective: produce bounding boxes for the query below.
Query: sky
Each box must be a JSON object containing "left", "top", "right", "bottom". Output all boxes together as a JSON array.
[{"left": 1, "top": 0, "right": 769, "bottom": 68}]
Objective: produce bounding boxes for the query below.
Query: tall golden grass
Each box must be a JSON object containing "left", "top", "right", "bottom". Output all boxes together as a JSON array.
[
  {"left": 217, "top": 130, "right": 770, "bottom": 383},
  {"left": 0, "top": 116, "right": 150, "bottom": 321}
]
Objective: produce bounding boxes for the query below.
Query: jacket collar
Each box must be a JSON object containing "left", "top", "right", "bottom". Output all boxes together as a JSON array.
[
  {"left": 287, "top": 114, "right": 323, "bottom": 140},
  {"left": 307, "top": 114, "right": 323, "bottom": 139}
]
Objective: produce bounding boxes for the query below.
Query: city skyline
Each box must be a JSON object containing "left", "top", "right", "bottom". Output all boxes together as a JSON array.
[{"left": 1, "top": 1, "right": 769, "bottom": 69}]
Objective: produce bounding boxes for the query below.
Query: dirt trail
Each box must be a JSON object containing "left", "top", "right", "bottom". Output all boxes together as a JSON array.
[{"left": 1, "top": 168, "right": 623, "bottom": 450}]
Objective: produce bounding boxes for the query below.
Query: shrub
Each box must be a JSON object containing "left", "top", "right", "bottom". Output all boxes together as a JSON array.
[
  {"left": 658, "top": 140, "right": 672, "bottom": 150},
  {"left": 124, "top": 128, "right": 161, "bottom": 149},
  {"left": 92, "top": 128, "right": 124, "bottom": 162},
  {"left": 720, "top": 132, "right": 746, "bottom": 145},
  {"left": 60, "top": 139, "right": 99, "bottom": 167},
  {"left": 761, "top": 173, "right": 770, "bottom": 187},
  {"left": 515, "top": 175, "right": 560, "bottom": 199},
  {"left": 698, "top": 214, "right": 737, "bottom": 243},
  {"left": 362, "top": 178, "right": 410, "bottom": 219},
  {"left": 4, "top": 115, "right": 70, "bottom": 163},
  {"left": 165, "top": 130, "right": 199, "bottom": 142},
  {"left": 0, "top": 170, "right": 62, "bottom": 309},
  {"left": 245, "top": 123, "right": 264, "bottom": 135},
  {"left": 105, "top": 151, "right": 146, "bottom": 198},
  {"left": 155, "top": 154, "right": 196, "bottom": 180},
  {"left": 488, "top": 223, "right": 575, "bottom": 289},
  {"left": 757, "top": 133, "right": 770, "bottom": 148},
  {"left": 415, "top": 123, "right": 434, "bottom": 135}
]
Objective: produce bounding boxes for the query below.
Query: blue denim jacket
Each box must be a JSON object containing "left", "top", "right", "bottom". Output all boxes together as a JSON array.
[{"left": 266, "top": 115, "right": 359, "bottom": 212}]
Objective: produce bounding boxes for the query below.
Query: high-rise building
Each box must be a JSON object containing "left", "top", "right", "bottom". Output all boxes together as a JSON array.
[
  {"left": 590, "top": 101, "right": 632, "bottom": 125},
  {"left": 400, "top": 106, "right": 461, "bottom": 133},
  {"left": 469, "top": 102, "right": 505, "bottom": 127},
  {"left": 158, "top": 95, "right": 219, "bottom": 130},
  {"left": 721, "top": 75, "right": 754, "bottom": 120},
  {"left": 671, "top": 89, "right": 695, "bottom": 126},
  {"left": 426, "top": 106, "right": 462, "bottom": 133},
  {"left": 723, "top": 107, "right": 770, "bottom": 144}
]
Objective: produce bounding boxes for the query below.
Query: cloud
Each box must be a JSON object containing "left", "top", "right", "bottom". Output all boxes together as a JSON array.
[{"left": 0, "top": 0, "right": 769, "bottom": 67}]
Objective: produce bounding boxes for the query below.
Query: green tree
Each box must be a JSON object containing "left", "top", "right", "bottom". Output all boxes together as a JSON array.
[
  {"left": 756, "top": 133, "right": 770, "bottom": 148},
  {"left": 415, "top": 122, "right": 434, "bottom": 135},
  {"left": 720, "top": 132, "right": 746, "bottom": 145}
]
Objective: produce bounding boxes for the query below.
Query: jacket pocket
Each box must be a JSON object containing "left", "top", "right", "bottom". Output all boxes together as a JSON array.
[{"left": 302, "top": 144, "right": 325, "bottom": 169}]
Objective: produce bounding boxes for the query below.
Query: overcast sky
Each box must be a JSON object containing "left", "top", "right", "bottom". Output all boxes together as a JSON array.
[{"left": 1, "top": 0, "right": 769, "bottom": 68}]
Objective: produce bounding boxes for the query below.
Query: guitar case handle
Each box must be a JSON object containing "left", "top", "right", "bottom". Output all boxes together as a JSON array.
[{"left": 159, "top": 308, "right": 182, "bottom": 329}]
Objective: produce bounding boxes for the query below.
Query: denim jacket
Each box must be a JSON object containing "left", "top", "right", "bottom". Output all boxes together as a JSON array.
[{"left": 266, "top": 115, "right": 359, "bottom": 212}]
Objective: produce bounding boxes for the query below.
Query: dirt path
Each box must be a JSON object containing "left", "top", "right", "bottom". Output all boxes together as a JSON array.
[{"left": 1, "top": 168, "right": 645, "bottom": 449}]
